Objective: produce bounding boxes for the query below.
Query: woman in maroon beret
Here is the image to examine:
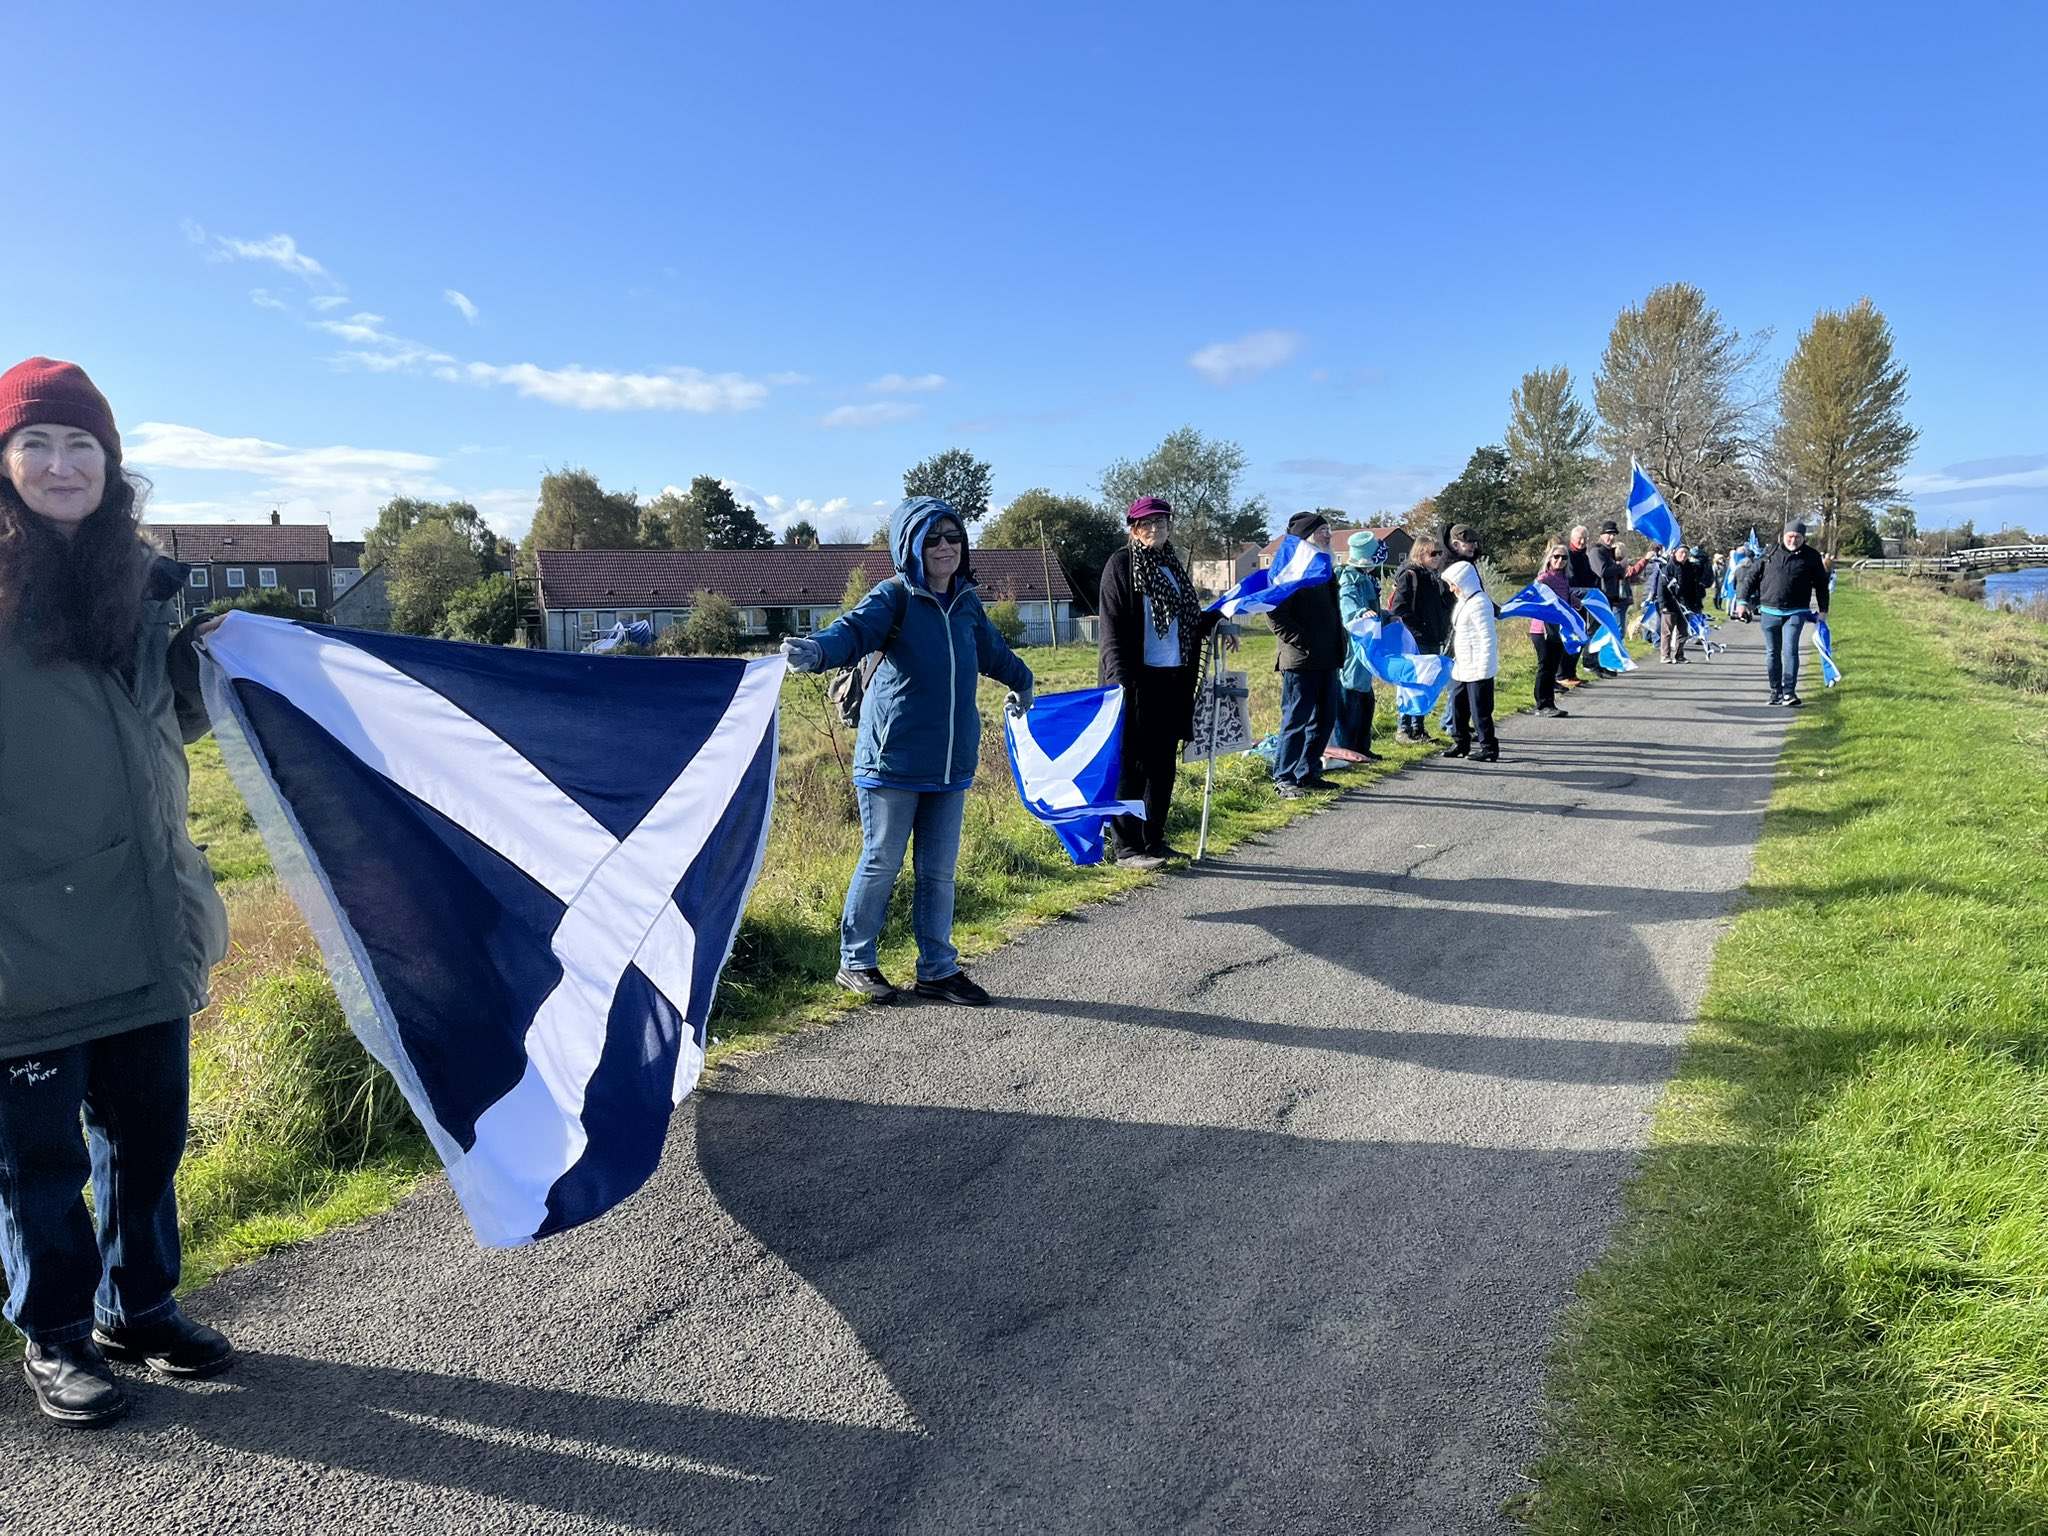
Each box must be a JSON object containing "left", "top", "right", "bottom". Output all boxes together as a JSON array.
[{"left": 0, "top": 357, "right": 234, "bottom": 1426}]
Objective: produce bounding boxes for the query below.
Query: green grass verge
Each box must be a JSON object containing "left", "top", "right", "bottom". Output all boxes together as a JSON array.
[{"left": 1523, "top": 582, "right": 2048, "bottom": 1534}]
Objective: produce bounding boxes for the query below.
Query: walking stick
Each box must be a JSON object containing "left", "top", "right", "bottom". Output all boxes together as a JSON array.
[{"left": 1195, "top": 627, "right": 1223, "bottom": 863}]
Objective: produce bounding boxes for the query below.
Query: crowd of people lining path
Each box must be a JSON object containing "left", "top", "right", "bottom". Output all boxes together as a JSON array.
[{"left": 1, "top": 354, "right": 1829, "bottom": 1430}]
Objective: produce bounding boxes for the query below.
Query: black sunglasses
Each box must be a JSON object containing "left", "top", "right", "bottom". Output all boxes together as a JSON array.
[{"left": 923, "top": 529, "right": 966, "bottom": 547}]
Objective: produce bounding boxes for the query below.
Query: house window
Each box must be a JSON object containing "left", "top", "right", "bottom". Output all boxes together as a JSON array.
[
  {"left": 188, "top": 568, "right": 208, "bottom": 588},
  {"left": 742, "top": 608, "right": 768, "bottom": 635},
  {"left": 226, "top": 568, "right": 246, "bottom": 589},
  {"left": 578, "top": 610, "right": 597, "bottom": 639},
  {"left": 332, "top": 569, "right": 359, "bottom": 595},
  {"left": 297, "top": 589, "right": 318, "bottom": 608},
  {"left": 796, "top": 608, "right": 816, "bottom": 634},
  {"left": 259, "top": 568, "right": 279, "bottom": 589},
  {"left": 596, "top": 610, "right": 616, "bottom": 631}
]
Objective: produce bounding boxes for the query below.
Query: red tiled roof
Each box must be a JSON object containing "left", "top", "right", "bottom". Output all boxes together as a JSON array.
[
  {"left": 535, "top": 546, "right": 1074, "bottom": 610},
  {"left": 148, "top": 522, "right": 332, "bottom": 564}
]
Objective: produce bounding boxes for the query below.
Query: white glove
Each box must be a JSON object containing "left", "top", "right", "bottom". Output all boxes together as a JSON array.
[
  {"left": 1005, "top": 681, "right": 1035, "bottom": 716},
  {"left": 780, "top": 636, "right": 825, "bottom": 674}
]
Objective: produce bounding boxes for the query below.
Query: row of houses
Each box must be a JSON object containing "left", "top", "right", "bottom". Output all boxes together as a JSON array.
[{"left": 144, "top": 513, "right": 365, "bottom": 625}]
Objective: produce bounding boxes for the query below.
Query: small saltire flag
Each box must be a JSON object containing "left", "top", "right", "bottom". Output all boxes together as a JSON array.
[
  {"left": 1579, "top": 589, "right": 1637, "bottom": 672},
  {"left": 1747, "top": 528, "right": 1764, "bottom": 556},
  {"left": 1812, "top": 617, "right": 1843, "bottom": 687},
  {"left": 1345, "top": 611, "right": 1454, "bottom": 715},
  {"left": 1004, "top": 686, "right": 1146, "bottom": 865},
  {"left": 1686, "top": 610, "right": 1715, "bottom": 643},
  {"left": 1723, "top": 546, "right": 1751, "bottom": 607},
  {"left": 1627, "top": 461, "right": 1681, "bottom": 551},
  {"left": 199, "top": 613, "right": 783, "bottom": 1247},
  {"left": 1208, "top": 534, "right": 1332, "bottom": 616},
  {"left": 1499, "top": 580, "right": 1590, "bottom": 653}
]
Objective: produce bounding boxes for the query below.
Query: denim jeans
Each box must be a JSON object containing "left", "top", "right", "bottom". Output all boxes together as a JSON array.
[
  {"left": 1760, "top": 610, "right": 1809, "bottom": 696},
  {"left": 0, "top": 1018, "right": 189, "bottom": 1344},
  {"left": 1274, "top": 670, "right": 1340, "bottom": 784},
  {"left": 841, "top": 785, "right": 967, "bottom": 983}
]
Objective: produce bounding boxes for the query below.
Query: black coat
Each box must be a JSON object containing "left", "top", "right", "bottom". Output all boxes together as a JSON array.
[
  {"left": 1737, "top": 543, "right": 1831, "bottom": 613},
  {"left": 1659, "top": 559, "right": 1706, "bottom": 615},
  {"left": 1589, "top": 541, "right": 1626, "bottom": 601},
  {"left": 1387, "top": 560, "right": 1452, "bottom": 653},
  {"left": 1566, "top": 542, "right": 1598, "bottom": 592},
  {"left": 1268, "top": 576, "right": 1345, "bottom": 672},
  {"left": 1098, "top": 546, "right": 1218, "bottom": 731}
]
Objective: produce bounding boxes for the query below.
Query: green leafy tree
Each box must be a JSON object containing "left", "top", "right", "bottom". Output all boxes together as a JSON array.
[
  {"left": 1775, "top": 298, "right": 1920, "bottom": 557},
  {"left": 784, "top": 519, "right": 820, "bottom": 547},
  {"left": 679, "top": 476, "right": 773, "bottom": 550},
  {"left": 868, "top": 517, "right": 893, "bottom": 548},
  {"left": 207, "top": 587, "right": 304, "bottom": 619},
  {"left": 986, "top": 598, "right": 1026, "bottom": 645},
  {"left": 904, "top": 447, "right": 995, "bottom": 523},
  {"left": 1505, "top": 366, "right": 1596, "bottom": 534},
  {"left": 840, "top": 563, "right": 875, "bottom": 612},
  {"left": 638, "top": 487, "right": 706, "bottom": 550},
  {"left": 979, "top": 488, "right": 1124, "bottom": 600},
  {"left": 680, "top": 590, "right": 745, "bottom": 655},
  {"left": 362, "top": 497, "right": 494, "bottom": 571},
  {"left": 525, "top": 468, "right": 640, "bottom": 555},
  {"left": 1433, "top": 447, "right": 1540, "bottom": 556},
  {"left": 1878, "top": 504, "right": 1918, "bottom": 545},
  {"left": 438, "top": 572, "right": 520, "bottom": 645},
  {"left": 388, "top": 520, "right": 486, "bottom": 636},
  {"left": 1099, "top": 426, "right": 1270, "bottom": 562},
  {"left": 634, "top": 503, "right": 675, "bottom": 549}
]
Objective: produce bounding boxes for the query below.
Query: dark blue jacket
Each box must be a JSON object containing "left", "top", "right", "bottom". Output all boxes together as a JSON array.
[{"left": 811, "top": 498, "right": 1033, "bottom": 792}]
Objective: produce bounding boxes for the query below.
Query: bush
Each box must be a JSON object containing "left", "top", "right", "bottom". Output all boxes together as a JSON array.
[
  {"left": 438, "top": 572, "right": 519, "bottom": 645},
  {"left": 654, "top": 622, "right": 696, "bottom": 656},
  {"left": 841, "top": 564, "right": 874, "bottom": 613},
  {"left": 208, "top": 588, "right": 304, "bottom": 619},
  {"left": 987, "top": 598, "right": 1026, "bottom": 645},
  {"left": 680, "top": 590, "right": 744, "bottom": 655}
]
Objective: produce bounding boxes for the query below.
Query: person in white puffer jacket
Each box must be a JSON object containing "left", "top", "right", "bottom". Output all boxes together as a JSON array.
[{"left": 1442, "top": 559, "right": 1500, "bottom": 762}]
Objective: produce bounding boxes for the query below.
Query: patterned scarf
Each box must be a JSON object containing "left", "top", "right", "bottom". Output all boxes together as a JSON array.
[{"left": 1132, "top": 538, "right": 1202, "bottom": 664}]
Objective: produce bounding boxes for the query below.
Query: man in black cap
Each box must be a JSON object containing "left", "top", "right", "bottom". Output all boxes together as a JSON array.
[
  {"left": 1733, "top": 519, "right": 1830, "bottom": 706},
  {"left": 1267, "top": 512, "right": 1345, "bottom": 796}
]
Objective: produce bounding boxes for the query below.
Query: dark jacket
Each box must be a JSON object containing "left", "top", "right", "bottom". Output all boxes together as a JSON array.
[
  {"left": 1, "top": 553, "right": 230, "bottom": 1056},
  {"left": 1268, "top": 572, "right": 1345, "bottom": 673},
  {"left": 1589, "top": 541, "right": 1626, "bottom": 601},
  {"left": 1737, "top": 543, "right": 1831, "bottom": 614},
  {"left": 1097, "top": 544, "right": 1219, "bottom": 738},
  {"left": 1387, "top": 560, "right": 1452, "bottom": 653},
  {"left": 1566, "top": 542, "right": 1597, "bottom": 592},
  {"left": 811, "top": 498, "right": 1033, "bottom": 792},
  {"left": 1659, "top": 559, "right": 1704, "bottom": 616}
]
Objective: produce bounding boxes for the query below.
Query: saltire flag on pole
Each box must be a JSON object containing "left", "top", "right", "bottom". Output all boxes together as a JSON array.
[
  {"left": 1627, "top": 460, "right": 1681, "bottom": 551},
  {"left": 1812, "top": 616, "right": 1843, "bottom": 687},
  {"left": 1747, "top": 528, "right": 1764, "bottom": 556},
  {"left": 1686, "top": 610, "right": 1715, "bottom": 643},
  {"left": 1723, "top": 545, "right": 1752, "bottom": 608},
  {"left": 198, "top": 613, "right": 783, "bottom": 1247},
  {"left": 1579, "top": 589, "right": 1637, "bottom": 672},
  {"left": 1003, "top": 686, "right": 1146, "bottom": 865},
  {"left": 1207, "top": 534, "right": 1332, "bottom": 617},
  {"left": 1499, "top": 580, "right": 1590, "bottom": 653},
  {"left": 1345, "top": 611, "right": 1454, "bottom": 715}
]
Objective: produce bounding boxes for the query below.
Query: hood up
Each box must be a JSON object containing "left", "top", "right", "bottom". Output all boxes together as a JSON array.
[{"left": 889, "top": 496, "right": 974, "bottom": 595}]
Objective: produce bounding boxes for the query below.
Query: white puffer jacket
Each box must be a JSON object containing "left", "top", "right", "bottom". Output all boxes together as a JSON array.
[{"left": 1444, "top": 561, "right": 1499, "bottom": 682}]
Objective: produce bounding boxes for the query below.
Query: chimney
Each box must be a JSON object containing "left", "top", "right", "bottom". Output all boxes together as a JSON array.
[{"left": 269, "top": 509, "right": 281, "bottom": 525}]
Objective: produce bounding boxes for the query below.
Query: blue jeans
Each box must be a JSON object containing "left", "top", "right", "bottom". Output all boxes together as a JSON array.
[
  {"left": 0, "top": 1018, "right": 188, "bottom": 1344},
  {"left": 1760, "top": 610, "right": 1809, "bottom": 696},
  {"left": 1275, "top": 669, "right": 1340, "bottom": 784},
  {"left": 841, "top": 786, "right": 967, "bottom": 983}
]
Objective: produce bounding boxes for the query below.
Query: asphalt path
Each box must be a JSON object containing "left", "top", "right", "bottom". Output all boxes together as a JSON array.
[{"left": 5, "top": 620, "right": 1789, "bottom": 1535}]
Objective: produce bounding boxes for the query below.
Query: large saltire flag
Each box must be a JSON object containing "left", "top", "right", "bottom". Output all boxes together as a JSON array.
[
  {"left": 1812, "top": 616, "right": 1843, "bottom": 687},
  {"left": 198, "top": 613, "right": 784, "bottom": 1248},
  {"left": 1627, "top": 461, "right": 1681, "bottom": 551},
  {"left": 1004, "top": 686, "right": 1146, "bottom": 866},
  {"left": 1208, "top": 534, "right": 1332, "bottom": 617},
  {"left": 1345, "top": 611, "right": 1454, "bottom": 715},
  {"left": 1499, "top": 580, "right": 1590, "bottom": 653},
  {"left": 1579, "top": 589, "right": 1637, "bottom": 672}
]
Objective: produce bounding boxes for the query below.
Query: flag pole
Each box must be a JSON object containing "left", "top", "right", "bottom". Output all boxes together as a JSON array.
[{"left": 1196, "top": 626, "right": 1221, "bottom": 862}]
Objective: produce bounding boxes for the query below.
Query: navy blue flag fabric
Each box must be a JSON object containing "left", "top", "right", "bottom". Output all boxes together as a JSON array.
[
  {"left": 1003, "top": 686, "right": 1146, "bottom": 865},
  {"left": 1627, "top": 461, "right": 1681, "bottom": 551},
  {"left": 199, "top": 613, "right": 784, "bottom": 1247}
]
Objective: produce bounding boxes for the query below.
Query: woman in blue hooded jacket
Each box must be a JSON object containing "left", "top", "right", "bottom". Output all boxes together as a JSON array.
[{"left": 782, "top": 498, "right": 1033, "bottom": 1007}]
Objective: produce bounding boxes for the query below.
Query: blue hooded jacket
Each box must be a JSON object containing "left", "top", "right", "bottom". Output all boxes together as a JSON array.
[{"left": 811, "top": 497, "right": 1034, "bottom": 792}]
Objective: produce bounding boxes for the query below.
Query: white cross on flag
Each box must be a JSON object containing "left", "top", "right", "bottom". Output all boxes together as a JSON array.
[{"left": 200, "top": 614, "right": 783, "bottom": 1246}]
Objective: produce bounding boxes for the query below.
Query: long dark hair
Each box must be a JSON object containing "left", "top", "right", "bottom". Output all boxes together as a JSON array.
[{"left": 0, "top": 458, "right": 153, "bottom": 669}]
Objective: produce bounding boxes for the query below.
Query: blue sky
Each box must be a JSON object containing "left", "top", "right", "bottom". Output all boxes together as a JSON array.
[{"left": 8, "top": 0, "right": 2044, "bottom": 541}]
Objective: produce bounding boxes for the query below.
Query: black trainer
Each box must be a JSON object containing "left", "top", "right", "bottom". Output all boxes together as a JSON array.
[
  {"left": 1768, "top": 692, "right": 1784, "bottom": 706},
  {"left": 1781, "top": 692, "right": 1803, "bottom": 708},
  {"left": 915, "top": 971, "right": 990, "bottom": 1007},
  {"left": 835, "top": 966, "right": 899, "bottom": 1003},
  {"left": 23, "top": 1340, "right": 128, "bottom": 1426},
  {"left": 92, "top": 1308, "right": 234, "bottom": 1379},
  {"left": 1298, "top": 775, "right": 1341, "bottom": 791},
  {"left": 1472, "top": 746, "right": 1500, "bottom": 763},
  {"left": 1442, "top": 742, "right": 1471, "bottom": 758}
]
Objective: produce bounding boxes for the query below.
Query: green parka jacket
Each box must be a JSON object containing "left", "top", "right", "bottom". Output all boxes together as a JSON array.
[{"left": 0, "top": 553, "right": 230, "bottom": 1057}]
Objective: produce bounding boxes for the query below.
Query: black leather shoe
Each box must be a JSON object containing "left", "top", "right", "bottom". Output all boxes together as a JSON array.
[
  {"left": 835, "top": 966, "right": 899, "bottom": 1003},
  {"left": 23, "top": 1340, "right": 128, "bottom": 1426},
  {"left": 1298, "top": 775, "right": 1341, "bottom": 791},
  {"left": 914, "top": 971, "right": 990, "bottom": 1007},
  {"left": 93, "top": 1310, "right": 234, "bottom": 1379},
  {"left": 1442, "top": 743, "right": 1471, "bottom": 758}
]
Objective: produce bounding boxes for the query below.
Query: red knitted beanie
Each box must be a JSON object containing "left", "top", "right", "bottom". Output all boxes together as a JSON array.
[{"left": 0, "top": 357, "right": 121, "bottom": 459}]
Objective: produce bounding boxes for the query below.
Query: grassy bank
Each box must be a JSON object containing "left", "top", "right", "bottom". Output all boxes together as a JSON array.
[
  {"left": 1524, "top": 582, "right": 2048, "bottom": 1533},
  {"left": 169, "top": 619, "right": 1541, "bottom": 1283}
]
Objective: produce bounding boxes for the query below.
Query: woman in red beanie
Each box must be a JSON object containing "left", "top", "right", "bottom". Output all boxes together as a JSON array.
[{"left": 0, "top": 357, "right": 234, "bottom": 1426}]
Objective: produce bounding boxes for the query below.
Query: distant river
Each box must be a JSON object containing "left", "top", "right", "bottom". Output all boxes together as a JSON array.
[{"left": 1983, "top": 568, "right": 2048, "bottom": 612}]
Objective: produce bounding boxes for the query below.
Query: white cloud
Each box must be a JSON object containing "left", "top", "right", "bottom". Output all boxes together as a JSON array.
[
  {"left": 464, "top": 361, "right": 769, "bottom": 413},
  {"left": 821, "top": 401, "right": 922, "bottom": 429},
  {"left": 128, "top": 421, "right": 441, "bottom": 487},
  {"left": 1188, "top": 328, "right": 1305, "bottom": 386},
  {"left": 765, "top": 371, "right": 812, "bottom": 387},
  {"left": 444, "top": 289, "right": 480, "bottom": 324},
  {"left": 184, "top": 221, "right": 336, "bottom": 289},
  {"left": 867, "top": 372, "right": 948, "bottom": 394},
  {"left": 250, "top": 289, "right": 288, "bottom": 312},
  {"left": 312, "top": 312, "right": 458, "bottom": 374},
  {"left": 310, "top": 295, "right": 351, "bottom": 312}
]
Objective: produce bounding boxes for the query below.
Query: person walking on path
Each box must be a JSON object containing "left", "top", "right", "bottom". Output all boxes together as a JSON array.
[
  {"left": 1733, "top": 519, "right": 1830, "bottom": 707},
  {"left": 1709, "top": 550, "right": 1727, "bottom": 612},
  {"left": 1657, "top": 543, "right": 1702, "bottom": 663},
  {"left": 1267, "top": 512, "right": 1345, "bottom": 799},
  {"left": 1386, "top": 536, "right": 1451, "bottom": 742},
  {"left": 1095, "top": 497, "right": 1227, "bottom": 868},
  {"left": 781, "top": 497, "right": 1034, "bottom": 1006},
  {"left": 1442, "top": 559, "right": 1500, "bottom": 761},
  {"left": 1528, "top": 540, "right": 1573, "bottom": 719},
  {"left": 0, "top": 357, "right": 236, "bottom": 1429},
  {"left": 1334, "top": 530, "right": 1386, "bottom": 762}
]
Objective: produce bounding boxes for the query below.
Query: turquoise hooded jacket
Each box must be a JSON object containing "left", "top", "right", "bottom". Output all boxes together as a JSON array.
[{"left": 811, "top": 497, "right": 1034, "bottom": 793}]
